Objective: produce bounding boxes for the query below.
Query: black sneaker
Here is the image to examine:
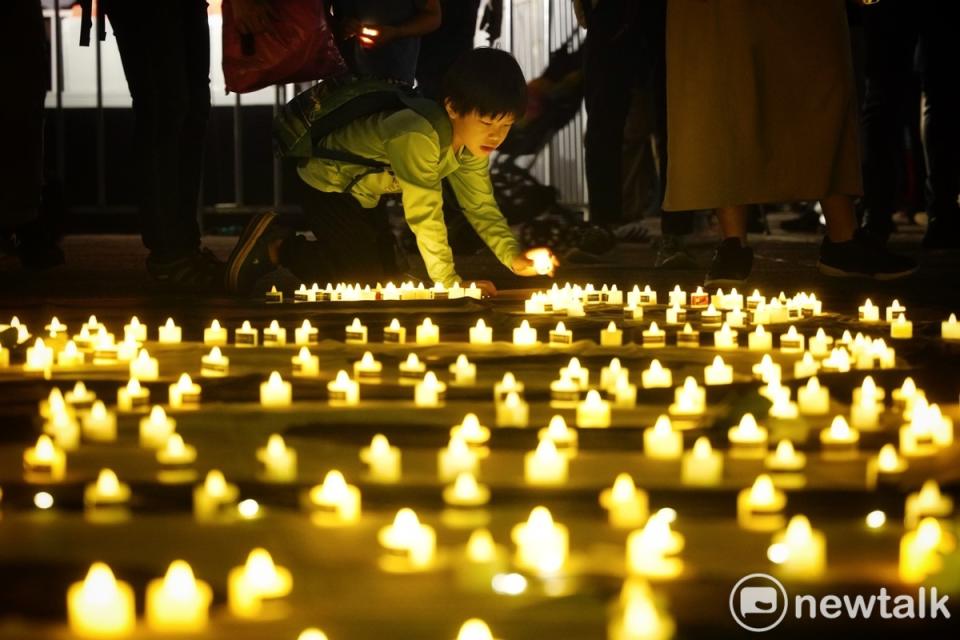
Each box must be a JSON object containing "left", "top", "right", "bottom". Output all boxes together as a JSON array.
[
  {"left": 817, "top": 230, "right": 917, "bottom": 280},
  {"left": 146, "top": 248, "right": 224, "bottom": 292},
  {"left": 654, "top": 234, "right": 697, "bottom": 269},
  {"left": 704, "top": 238, "right": 753, "bottom": 287},
  {"left": 225, "top": 211, "right": 285, "bottom": 293}
]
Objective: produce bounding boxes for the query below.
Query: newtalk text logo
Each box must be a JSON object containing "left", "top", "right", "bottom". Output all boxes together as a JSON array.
[{"left": 729, "top": 573, "right": 951, "bottom": 632}]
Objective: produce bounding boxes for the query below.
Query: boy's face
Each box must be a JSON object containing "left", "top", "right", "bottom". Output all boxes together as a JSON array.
[{"left": 445, "top": 106, "right": 516, "bottom": 158}]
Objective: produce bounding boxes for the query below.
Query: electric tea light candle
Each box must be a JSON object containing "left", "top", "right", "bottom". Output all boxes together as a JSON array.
[
  {"left": 890, "top": 313, "right": 913, "bottom": 339},
  {"left": 765, "top": 439, "right": 806, "bottom": 472},
  {"left": 82, "top": 401, "right": 117, "bottom": 442},
  {"left": 353, "top": 351, "right": 382, "bottom": 381},
  {"left": 513, "top": 320, "right": 538, "bottom": 346},
  {"left": 168, "top": 373, "right": 201, "bottom": 408},
  {"left": 643, "top": 415, "right": 682, "bottom": 460},
  {"left": 548, "top": 321, "right": 573, "bottom": 346},
  {"left": 130, "top": 349, "right": 159, "bottom": 381},
  {"left": 941, "top": 314, "right": 960, "bottom": 341},
  {"left": 67, "top": 563, "right": 135, "bottom": 638},
  {"left": 139, "top": 406, "right": 176, "bottom": 448},
  {"left": 449, "top": 354, "right": 476, "bottom": 386},
  {"left": 345, "top": 318, "right": 368, "bottom": 344},
  {"left": 681, "top": 437, "right": 723, "bottom": 486},
  {"left": 292, "top": 347, "right": 320, "bottom": 377},
  {"left": 200, "top": 346, "right": 229, "bottom": 377},
  {"left": 469, "top": 318, "right": 493, "bottom": 344},
  {"left": 294, "top": 320, "right": 319, "bottom": 346},
  {"left": 641, "top": 359, "right": 672, "bottom": 388},
  {"left": 228, "top": 548, "right": 293, "bottom": 618},
  {"left": 704, "top": 355, "right": 733, "bottom": 385},
  {"left": 511, "top": 507, "right": 568, "bottom": 575},
  {"left": 327, "top": 370, "right": 360, "bottom": 405},
  {"left": 158, "top": 318, "right": 182, "bottom": 344},
  {"left": 203, "top": 320, "right": 228, "bottom": 346},
  {"left": 383, "top": 318, "right": 406, "bottom": 344},
  {"left": 858, "top": 299, "right": 880, "bottom": 322},
  {"left": 307, "top": 470, "right": 362, "bottom": 525},
  {"left": 156, "top": 433, "right": 197, "bottom": 466},
  {"left": 263, "top": 320, "right": 287, "bottom": 346},
  {"left": 525, "top": 438, "right": 567, "bottom": 485},
  {"left": 438, "top": 435, "right": 479, "bottom": 481},
  {"left": 378, "top": 508, "right": 436, "bottom": 569},
  {"left": 146, "top": 560, "right": 213, "bottom": 632},
  {"left": 600, "top": 321, "right": 623, "bottom": 346},
  {"left": 642, "top": 321, "right": 666, "bottom": 347},
  {"left": 84, "top": 468, "right": 131, "bottom": 508},
  {"left": 260, "top": 372, "right": 292, "bottom": 408},
  {"left": 117, "top": 378, "right": 150, "bottom": 412},
  {"left": 416, "top": 318, "right": 440, "bottom": 345},
  {"left": 797, "top": 377, "right": 830, "bottom": 415},
  {"left": 576, "top": 390, "right": 611, "bottom": 428},
  {"left": 599, "top": 474, "right": 649, "bottom": 528},
  {"left": 256, "top": 434, "right": 298, "bottom": 482},
  {"left": 770, "top": 515, "right": 826, "bottom": 579},
  {"left": 737, "top": 474, "right": 787, "bottom": 531},
  {"left": 360, "top": 434, "right": 401, "bottom": 482}
]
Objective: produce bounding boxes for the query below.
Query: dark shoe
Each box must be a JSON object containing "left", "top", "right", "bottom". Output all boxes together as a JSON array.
[
  {"left": 654, "top": 234, "right": 697, "bottom": 269},
  {"left": 704, "top": 238, "right": 753, "bottom": 287},
  {"left": 921, "top": 217, "right": 960, "bottom": 250},
  {"left": 817, "top": 231, "right": 917, "bottom": 280},
  {"left": 225, "top": 211, "right": 284, "bottom": 293},
  {"left": 147, "top": 247, "right": 224, "bottom": 292}
]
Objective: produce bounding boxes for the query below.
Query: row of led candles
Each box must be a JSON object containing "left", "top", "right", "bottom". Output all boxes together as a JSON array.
[{"left": 283, "top": 280, "right": 485, "bottom": 303}]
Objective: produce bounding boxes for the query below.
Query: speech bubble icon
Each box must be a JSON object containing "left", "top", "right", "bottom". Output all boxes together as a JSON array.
[{"left": 740, "top": 586, "right": 778, "bottom": 615}]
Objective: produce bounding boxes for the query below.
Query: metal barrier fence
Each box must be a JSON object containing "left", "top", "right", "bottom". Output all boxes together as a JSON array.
[{"left": 43, "top": 0, "right": 588, "bottom": 224}]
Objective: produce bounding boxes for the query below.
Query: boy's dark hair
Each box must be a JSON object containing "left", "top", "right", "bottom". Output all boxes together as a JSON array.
[{"left": 440, "top": 48, "right": 527, "bottom": 120}]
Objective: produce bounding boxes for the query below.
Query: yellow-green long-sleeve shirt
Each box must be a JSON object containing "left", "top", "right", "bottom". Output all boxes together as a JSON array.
[{"left": 296, "top": 108, "right": 522, "bottom": 287}]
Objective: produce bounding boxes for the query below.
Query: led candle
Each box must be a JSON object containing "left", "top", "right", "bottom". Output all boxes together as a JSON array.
[
  {"left": 84, "top": 468, "right": 131, "bottom": 510},
  {"left": 378, "top": 508, "right": 437, "bottom": 569},
  {"left": 599, "top": 474, "right": 649, "bottom": 528},
  {"left": 24, "top": 338, "right": 54, "bottom": 372},
  {"left": 771, "top": 515, "right": 826, "bottom": 579},
  {"left": 168, "top": 373, "right": 201, "bottom": 409},
  {"left": 140, "top": 405, "right": 176, "bottom": 448},
  {"left": 765, "top": 439, "right": 806, "bottom": 472},
  {"left": 307, "top": 470, "right": 361, "bottom": 525},
  {"left": 548, "top": 321, "right": 573, "bottom": 346},
  {"left": 157, "top": 318, "right": 182, "bottom": 344},
  {"left": 512, "top": 320, "right": 538, "bottom": 346},
  {"left": 443, "top": 471, "right": 491, "bottom": 508},
  {"left": 1, "top": 344, "right": 10, "bottom": 368},
  {"left": 858, "top": 299, "right": 880, "bottom": 322},
  {"left": 511, "top": 507, "right": 568, "bottom": 574},
  {"left": 496, "top": 391, "right": 529, "bottom": 427},
  {"left": 451, "top": 413, "right": 491, "bottom": 448},
  {"left": 258, "top": 371, "right": 292, "bottom": 408},
  {"left": 359, "top": 434, "right": 401, "bottom": 482},
  {"left": 261, "top": 320, "right": 287, "bottom": 346},
  {"left": 665, "top": 377, "right": 704, "bottom": 418},
  {"left": 821, "top": 347, "right": 851, "bottom": 373},
  {"left": 415, "top": 318, "right": 440, "bottom": 345},
  {"left": 117, "top": 378, "right": 150, "bottom": 412},
  {"left": 797, "top": 377, "right": 830, "bottom": 415},
  {"left": 82, "top": 401, "right": 117, "bottom": 442},
  {"left": 941, "top": 313, "right": 960, "bottom": 341},
  {"left": 156, "top": 433, "right": 197, "bottom": 466},
  {"left": 284, "top": 321, "right": 314, "bottom": 349},
  {"left": 745, "top": 326, "right": 771, "bottom": 352},
  {"left": 43, "top": 316, "right": 67, "bottom": 339},
  {"left": 559, "top": 357, "right": 589, "bottom": 389},
  {"left": 291, "top": 346, "right": 320, "bottom": 378},
  {"left": 737, "top": 474, "right": 787, "bottom": 531},
  {"left": 493, "top": 372, "right": 524, "bottom": 402},
  {"left": 448, "top": 354, "right": 477, "bottom": 386},
  {"left": 890, "top": 313, "right": 913, "bottom": 340},
  {"left": 468, "top": 318, "right": 493, "bottom": 344},
  {"left": 725, "top": 307, "right": 747, "bottom": 329},
  {"left": 145, "top": 560, "right": 212, "bottom": 632},
  {"left": 623, "top": 304, "right": 644, "bottom": 321},
  {"left": 327, "top": 370, "right": 360, "bottom": 405},
  {"left": 398, "top": 353, "right": 427, "bottom": 384},
  {"left": 608, "top": 580, "right": 675, "bottom": 640},
  {"left": 438, "top": 435, "right": 479, "bottom": 481},
  {"left": 344, "top": 318, "right": 367, "bottom": 344},
  {"left": 233, "top": 320, "right": 258, "bottom": 347},
  {"left": 665, "top": 303, "right": 686, "bottom": 325},
  {"left": 593, "top": 321, "right": 623, "bottom": 348},
  {"left": 201, "top": 319, "right": 227, "bottom": 346},
  {"left": 681, "top": 437, "right": 723, "bottom": 486},
  {"left": 713, "top": 323, "right": 738, "bottom": 350},
  {"left": 345, "top": 351, "right": 379, "bottom": 382},
  {"left": 873, "top": 443, "right": 907, "bottom": 477},
  {"left": 779, "top": 326, "right": 804, "bottom": 353},
  {"left": 675, "top": 323, "right": 699, "bottom": 349},
  {"left": 688, "top": 286, "right": 708, "bottom": 308},
  {"left": 55, "top": 340, "right": 84, "bottom": 368},
  {"left": 23, "top": 434, "right": 66, "bottom": 480},
  {"left": 727, "top": 413, "right": 768, "bottom": 450},
  {"left": 641, "top": 359, "right": 671, "bottom": 388},
  {"left": 668, "top": 285, "right": 687, "bottom": 308},
  {"left": 600, "top": 358, "right": 625, "bottom": 390},
  {"left": 378, "top": 318, "right": 405, "bottom": 345},
  {"left": 256, "top": 434, "right": 297, "bottom": 482},
  {"left": 193, "top": 469, "right": 238, "bottom": 520},
  {"left": 638, "top": 285, "right": 657, "bottom": 305},
  {"left": 524, "top": 438, "right": 568, "bottom": 485},
  {"left": 899, "top": 518, "right": 946, "bottom": 584},
  {"left": 130, "top": 349, "right": 159, "bottom": 381},
  {"left": 612, "top": 373, "right": 638, "bottom": 409},
  {"left": 64, "top": 382, "right": 96, "bottom": 410},
  {"left": 820, "top": 415, "right": 859, "bottom": 451},
  {"left": 626, "top": 509, "right": 685, "bottom": 578},
  {"left": 263, "top": 284, "right": 283, "bottom": 304},
  {"left": 538, "top": 415, "right": 578, "bottom": 452},
  {"left": 700, "top": 304, "right": 722, "bottom": 328},
  {"left": 704, "top": 355, "right": 733, "bottom": 385},
  {"left": 575, "top": 390, "right": 611, "bottom": 428},
  {"left": 67, "top": 563, "right": 135, "bottom": 637},
  {"left": 293, "top": 284, "right": 315, "bottom": 303},
  {"left": 121, "top": 316, "right": 146, "bottom": 343},
  {"left": 642, "top": 321, "right": 665, "bottom": 348},
  {"left": 807, "top": 328, "right": 831, "bottom": 357},
  {"left": 415, "top": 371, "right": 446, "bottom": 407},
  {"left": 228, "top": 548, "right": 293, "bottom": 618},
  {"left": 885, "top": 299, "right": 907, "bottom": 323},
  {"left": 643, "top": 415, "right": 682, "bottom": 460},
  {"left": 904, "top": 480, "right": 954, "bottom": 529},
  {"left": 200, "top": 346, "right": 229, "bottom": 377},
  {"left": 465, "top": 282, "right": 483, "bottom": 299}
]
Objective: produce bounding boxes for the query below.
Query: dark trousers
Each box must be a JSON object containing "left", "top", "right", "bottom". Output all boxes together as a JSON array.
[
  {"left": 0, "top": 0, "right": 47, "bottom": 229},
  {"left": 861, "top": 0, "right": 960, "bottom": 231},
  {"left": 106, "top": 0, "right": 210, "bottom": 261},
  {"left": 583, "top": 0, "right": 692, "bottom": 235},
  {"left": 279, "top": 189, "right": 400, "bottom": 285}
]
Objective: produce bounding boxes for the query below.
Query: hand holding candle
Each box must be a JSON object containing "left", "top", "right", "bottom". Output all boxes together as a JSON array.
[{"left": 513, "top": 247, "right": 559, "bottom": 276}]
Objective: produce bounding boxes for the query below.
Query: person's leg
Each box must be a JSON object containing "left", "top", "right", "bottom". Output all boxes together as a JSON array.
[
  {"left": 859, "top": 0, "right": 918, "bottom": 239},
  {"left": 583, "top": 0, "right": 634, "bottom": 227},
  {"left": 820, "top": 194, "right": 857, "bottom": 242},
  {"left": 918, "top": 2, "right": 960, "bottom": 247},
  {"left": 715, "top": 205, "right": 749, "bottom": 242}
]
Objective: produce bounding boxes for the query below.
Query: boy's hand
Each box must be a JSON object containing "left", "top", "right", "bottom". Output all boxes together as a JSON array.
[
  {"left": 358, "top": 24, "right": 400, "bottom": 48},
  {"left": 512, "top": 247, "right": 559, "bottom": 277},
  {"left": 474, "top": 280, "right": 498, "bottom": 298}
]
